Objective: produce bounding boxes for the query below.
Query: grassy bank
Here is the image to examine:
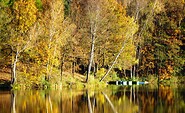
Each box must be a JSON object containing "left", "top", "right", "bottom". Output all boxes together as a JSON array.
[
  {"left": 1, "top": 71, "right": 185, "bottom": 90},
  {"left": 0, "top": 71, "right": 108, "bottom": 90}
]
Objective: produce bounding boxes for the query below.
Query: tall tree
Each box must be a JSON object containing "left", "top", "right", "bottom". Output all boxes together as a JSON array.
[
  {"left": 126, "top": 0, "right": 165, "bottom": 77},
  {"left": 35, "top": 0, "right": 76, "bottom": 82},
  {"left": 152, "top": 0, "right": 185, "bottom": 77},
  {"left": 70, "top": 0, "right": 138, "bottom": 82},
  {"left": 0, "top": 1, "right": 13, "bottom": 69},
  {"left": 86, "top": 0, "right": 101, "bottom": 82},
  {"left": 126, "top": 0, "right": 185, "bottom": 77},
  {"left": 4, "top": 0, "right": 38, "bottom": 84},
  {"left": 43, "top": 0, "right": 65, "bottom": 81}
]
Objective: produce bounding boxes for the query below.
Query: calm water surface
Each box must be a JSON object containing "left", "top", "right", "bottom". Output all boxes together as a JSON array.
[{"left": 0, "top": 85, "right": 185, "bottom": 113}]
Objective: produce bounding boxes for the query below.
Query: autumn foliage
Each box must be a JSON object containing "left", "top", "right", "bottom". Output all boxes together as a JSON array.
[{"left": 0, "top": 0, "right": 184, "bottom": 86}]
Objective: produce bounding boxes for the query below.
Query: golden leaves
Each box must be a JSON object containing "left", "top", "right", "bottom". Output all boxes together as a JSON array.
[{"left": 13, "top": 0, "right": 37, "bottom": 33}]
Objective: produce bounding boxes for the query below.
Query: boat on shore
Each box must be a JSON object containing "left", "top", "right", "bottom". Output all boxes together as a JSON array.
[{"left": 107, "top": 81, "right": 149, "bottom": 85}]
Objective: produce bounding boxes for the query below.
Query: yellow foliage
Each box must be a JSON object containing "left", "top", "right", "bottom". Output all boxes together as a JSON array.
[
  {"left": 96, "top": 68, "right": 106, "bottom": 78},
  {"left": 13, "top": 0, "right": 37, "bottom": 33}
]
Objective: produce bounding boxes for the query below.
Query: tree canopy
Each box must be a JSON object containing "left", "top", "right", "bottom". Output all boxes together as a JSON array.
[{"left": 0, "top": 0, "right": 184, "bottom": 86}]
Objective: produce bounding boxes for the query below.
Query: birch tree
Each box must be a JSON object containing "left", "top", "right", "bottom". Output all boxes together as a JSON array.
[
  {"left": 8, "top": 0, "right": 37, "bottom": 84},
  {"left": 70, "top": 0, "right": 138, "bottom": 82},
  {"left": 39, "top": 0, "right": 76, "bottom": 81},
  {"left": 86, "top": 0, "right": 102, "bottom": 82},
  {"left": 43, "top": 0, "right": 65, "bottom": 81}
]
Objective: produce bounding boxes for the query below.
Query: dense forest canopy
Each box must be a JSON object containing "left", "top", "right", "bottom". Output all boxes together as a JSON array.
[{"left": 0, "top": 0, "right": 184, "bottom": 86}]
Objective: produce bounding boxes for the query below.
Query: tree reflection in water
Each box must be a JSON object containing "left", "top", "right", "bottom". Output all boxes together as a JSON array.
[
  {"left": 11, "top": 91, "right": 16, "bottom": 113},
  {"left": 0, "top": 85, "right": 185, "bottom": 113},
  {"left": 102, "top": 92, "right": 118, "bottom": 113}
]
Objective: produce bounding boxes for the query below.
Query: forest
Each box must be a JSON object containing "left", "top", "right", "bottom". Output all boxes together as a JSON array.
[{"left": 0, "top": 0, "right": 185, "bottom": 88}]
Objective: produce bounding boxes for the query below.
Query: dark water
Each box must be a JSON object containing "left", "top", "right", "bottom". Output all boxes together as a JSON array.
[{"left": 0, "top": 85, "right": 185, "bottom": 113}]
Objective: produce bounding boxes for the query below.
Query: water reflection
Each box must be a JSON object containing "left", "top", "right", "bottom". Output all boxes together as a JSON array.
[
  {"left": 0, "top": 85, "right": 185, "bottom": 113},
  {"left": 11, "top": 91, "right": 16, "bottom": 113}
]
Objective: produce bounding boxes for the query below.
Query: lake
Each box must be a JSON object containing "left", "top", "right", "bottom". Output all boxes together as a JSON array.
[{"left": 0, "top": 84, "right": 185, "bottom": 113}]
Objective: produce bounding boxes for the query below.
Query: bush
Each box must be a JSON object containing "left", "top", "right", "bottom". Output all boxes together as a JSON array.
[{"left": 96, "top": 68, "right": 106, "bottom": 79}]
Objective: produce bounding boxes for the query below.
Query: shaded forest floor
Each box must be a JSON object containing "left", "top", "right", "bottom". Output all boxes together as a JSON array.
[
  {"left": 0, "top": 67, "right": 11, "bottom": 82},
  {"left": 0, "top": 72, "right": 11, "bottom": 82}
]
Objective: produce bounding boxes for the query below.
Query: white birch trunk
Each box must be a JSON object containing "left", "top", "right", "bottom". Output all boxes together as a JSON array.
[
  {"left": 86, "top": 34, "right": 95, "bottom": 82},
  {"left": 100, "top": 38, "right": 129, "bottom": 81},
  {"left": 11, "top": 51, "right": 19, "bottom": 84}
]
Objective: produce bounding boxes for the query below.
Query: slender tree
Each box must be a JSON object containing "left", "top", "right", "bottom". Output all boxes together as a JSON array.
[{"left": 7, "top": 0, "right": 37, "bottom": 84}]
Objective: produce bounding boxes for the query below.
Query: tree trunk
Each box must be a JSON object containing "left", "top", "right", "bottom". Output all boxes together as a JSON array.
[
  {"left": 86, "top": 34, "right": 95, "bottom": 82},
  {"left": 72, "top": 61, "right": 75, "bottom": 77},
  {"left": 100, "top": 38, "right": 128, "bottom": 82},
  {"left": 133, "top": 65, "right": 136, "bottom": 78},
  {"left": 61, "top": 54, "right": 65, "bottom": 80},
  {"left": 46, "top": 62, "right": 50, "bottom": 82},
  {"left": 94, "top": 62, "right": 98, "bottom": 77},
  {"left": 130, "top": 67, "right": 133, "bottom": 79},
  {"left": 102, "top": 52, "right": 105, "bottom": 67},
  {"left": 11, "top": 52, "right": 18, "bottom": 85},
  {"left": 136, "top": 44, "right": 141, "bottom": 77}
]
